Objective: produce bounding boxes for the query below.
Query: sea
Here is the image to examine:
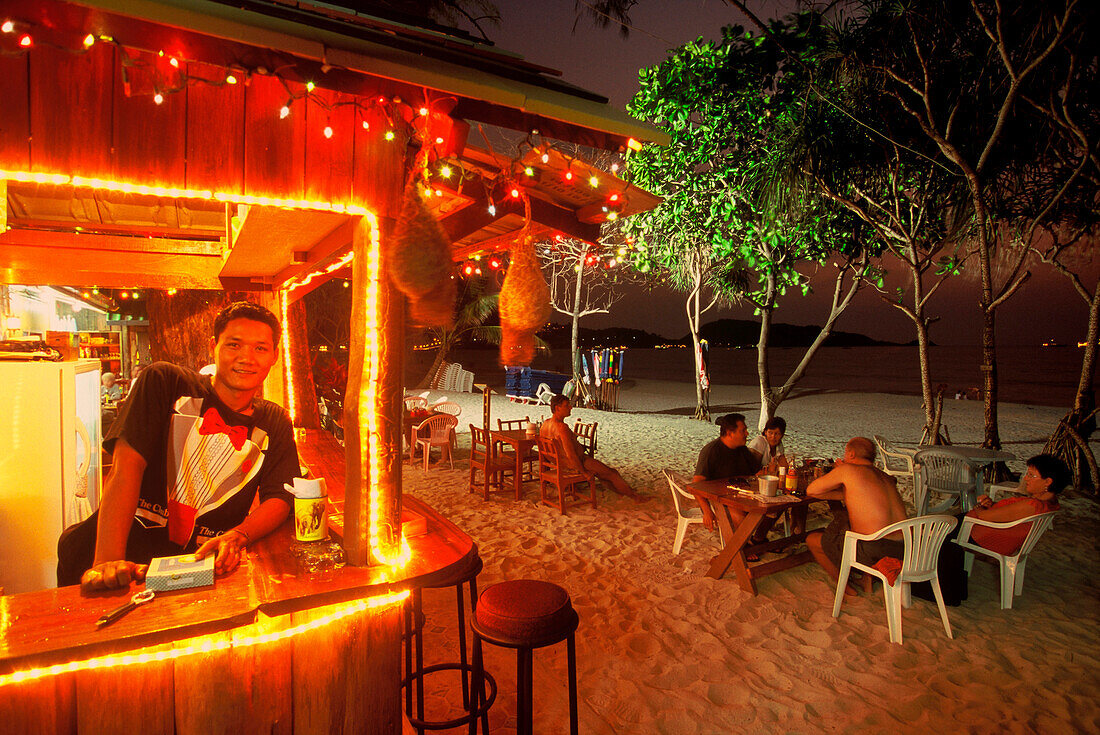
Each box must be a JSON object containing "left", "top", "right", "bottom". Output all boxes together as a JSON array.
[{"left": 407, "top": 345, "right": 1094, "bottom": 408}]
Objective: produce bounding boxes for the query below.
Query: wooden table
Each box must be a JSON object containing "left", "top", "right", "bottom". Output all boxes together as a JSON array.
[
  {"left": 490, "top": 428, "right": 538, "bottom": 499},
  {"left": 687, "top": 477, "right": 826, "bottom": 595}
]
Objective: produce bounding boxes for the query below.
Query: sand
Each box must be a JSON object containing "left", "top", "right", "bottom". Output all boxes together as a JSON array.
[{"left": 398, "top": 380, "right": 1100, "bottom": 734}]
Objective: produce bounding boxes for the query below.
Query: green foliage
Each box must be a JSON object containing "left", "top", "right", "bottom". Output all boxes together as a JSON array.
[{"left": 622, "top": 12, "right": 870, "bottom": 307}]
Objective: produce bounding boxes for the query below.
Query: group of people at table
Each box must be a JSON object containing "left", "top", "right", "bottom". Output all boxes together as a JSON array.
[
  {"left": 688, "top": 411, "right": 1067, "bottom": 596},
  {"left": 57, "top": 300, "right": 1066, "bottom": 607}
]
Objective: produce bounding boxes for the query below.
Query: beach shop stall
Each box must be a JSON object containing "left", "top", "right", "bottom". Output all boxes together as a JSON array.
[{"left": 0, "top": 1, "right": 663, "bottom": 732}]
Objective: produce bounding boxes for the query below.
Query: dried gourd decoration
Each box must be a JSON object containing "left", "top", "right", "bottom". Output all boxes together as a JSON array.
[
  {"left": 498, "top": 234, "right": 550, "bottom": 366},
  {"left": 388, "top": 181, "right": 455, "bottom": 327}
]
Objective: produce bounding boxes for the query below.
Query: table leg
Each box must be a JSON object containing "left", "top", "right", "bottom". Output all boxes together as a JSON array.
[
  {"left": 513, "top": 445, "right": 523, "bottom": 500},
  {"left": 706, "top": 507, "right": 764, "bottom": 595}
]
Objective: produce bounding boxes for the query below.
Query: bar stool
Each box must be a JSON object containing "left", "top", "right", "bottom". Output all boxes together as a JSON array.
[
  {"left": 470, "top": 579, "right": 580, "bottom": 735},
  {"left": 403, "top": 549, "right": 496, "bottom": 733}
]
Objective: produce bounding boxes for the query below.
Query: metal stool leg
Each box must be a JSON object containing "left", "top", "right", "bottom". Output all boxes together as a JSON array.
[
  {"left": 414, "top": 588, "right": 425, "bottom": 732},
  {"left": 456, "top": 581, "right": 469, "bottom": 711},
  {"left": 567, "top": 634, "right": 578, "bottom": 735},
  {"left": 517, "top": 647, "right": 533, "bottom": 735}
]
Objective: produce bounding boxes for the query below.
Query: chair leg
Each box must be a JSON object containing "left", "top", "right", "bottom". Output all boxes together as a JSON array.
[
  {"left": 882, "top": 583, "right": 903, "bottom": 644},
  {"left": 1001, "top": 560, "right": 1017, "bottom": 610},
  {"left": 832, "top": 556, "right": 853, "bottom": 618},
  {"left": 930, "top": 578, "right": 953, "bottom": 639},
  {"left": 1011, "top": 558, "right": 1026, "bottom": 597},
  {"left": 963, "top": 551, "right": 975, "bottom": 575},
  {"left": 673, "top": 517, "right": 689, "bottom": 555}
]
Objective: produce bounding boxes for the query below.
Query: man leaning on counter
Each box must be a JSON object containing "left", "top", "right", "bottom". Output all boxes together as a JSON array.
[{"left": 57, "top": 302, "right": 300, "bottom": 592}]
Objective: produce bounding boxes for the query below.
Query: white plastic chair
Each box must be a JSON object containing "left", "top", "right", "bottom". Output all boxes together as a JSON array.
[
  {"left": 535, "top": 383, "right": 554, "bottom": 405},
  {"left": 404, "top": 395, "right": 429, "bottom": 411},
  {"left": 832, "top": 514, "right": 958, "bottom": 644},
  {"left": 412, "top": 414, "right": 458, "bottom": 471},
  {"left": 662, "top": 469, "right": 714, "bottom": 555},
  {"left": 873, "top": 435, "right": 918, "bottom": 483},
  {"left": 954, "top": 511, "right": 1057, "bottom": 609},
  {"left": 461, "top": 371, "right": 474, "bottom": 392},
  {"left": 913, "top": 447, "right": 982, "bottom": 514}
]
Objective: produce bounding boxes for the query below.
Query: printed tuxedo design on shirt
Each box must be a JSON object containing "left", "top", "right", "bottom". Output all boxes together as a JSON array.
[{"left": 135, "top": 397, "right": 267, "bottom": 545}]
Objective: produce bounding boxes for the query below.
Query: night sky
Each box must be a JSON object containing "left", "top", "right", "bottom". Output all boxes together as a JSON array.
[{"left": 459, "top": 0, "right": 1095, "bottom": 346}]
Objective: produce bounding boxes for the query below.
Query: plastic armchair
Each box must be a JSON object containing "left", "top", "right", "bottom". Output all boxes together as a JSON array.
[
  {"left": 662, "top": 469, "right": 714, "bottom": 555},
  {"left": 412, "top": 414, "right": 458, "bottom": 471},
  {"left": 404, "top": 395, "right": 429, "bottom": 411},
  {"left": 431, "top": 401, "right": 462, "bottom": 453},
  {"left": 872, "top": 435, "right": 918, "bottom": 481},
  {"left": 954, "top": 511, "right": 1057, "bottom": 609},
  {"left": 535, "top": 383, "right": 555, "bottom": 405},
  {"left": 832, "top": 514, "right": 958, "bottom": 644},
  {"left": 913, "top": 447, "right": 983, "bottom": 515}
]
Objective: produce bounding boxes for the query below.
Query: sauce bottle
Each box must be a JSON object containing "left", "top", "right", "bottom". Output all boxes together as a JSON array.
[{"left": 785, "top": 461, "right": 799, "bottom": 493}]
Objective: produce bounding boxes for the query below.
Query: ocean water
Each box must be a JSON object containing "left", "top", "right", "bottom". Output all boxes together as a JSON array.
[{"left": 407, "top": 345, "right": 1093, "bottom": 408}]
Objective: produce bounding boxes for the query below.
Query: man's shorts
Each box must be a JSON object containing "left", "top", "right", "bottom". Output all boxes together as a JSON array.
[{"left": 821, "top": 510, "right": 904, "bottom": 568}]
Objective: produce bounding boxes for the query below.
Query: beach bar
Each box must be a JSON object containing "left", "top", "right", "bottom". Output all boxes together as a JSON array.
[{"left": 0, "top": 1, "right": 663, "bottom": 732}]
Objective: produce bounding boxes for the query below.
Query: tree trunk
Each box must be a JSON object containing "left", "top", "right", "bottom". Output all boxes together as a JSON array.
[
  {"left": 147, "top": 290, "right": 235, "bottom": 369},
  {"left": 687, "top": 268, "right": 709, "bottom": 421},
  {"left": 419, "top": 339, "right": 451, "bottom": 389},
  {"left": 756, "top": 274, "right": 777, "bottom": 432},
  {"left": 286, "top": 296, "right": 321, "bottom": 429},
  {"left": 571, "top": 243, "right": 588, "bottom": 401}
]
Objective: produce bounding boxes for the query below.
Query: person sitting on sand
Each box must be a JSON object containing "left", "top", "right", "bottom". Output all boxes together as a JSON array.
[
  {"left": 966, "top": 453, "right": 1067, "bottom": 554},
  {"left": 806, "top": 437, "right": 907, "bottom": 596},
  {"left": 748, "top": 416, "right": 786, "bottom": 472},
  {"left": 540, "top": 394, "right": 645, "bottom": 501}
]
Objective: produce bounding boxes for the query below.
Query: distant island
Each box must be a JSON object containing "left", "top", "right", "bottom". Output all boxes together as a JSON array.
[{"left": 525, "top": 318, "right": 909, "bottom": 350}]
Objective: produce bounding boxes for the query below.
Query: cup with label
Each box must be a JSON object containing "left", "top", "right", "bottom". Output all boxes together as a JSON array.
[{"left": 286, "top": 477, "right": 328, "bottom": 542}]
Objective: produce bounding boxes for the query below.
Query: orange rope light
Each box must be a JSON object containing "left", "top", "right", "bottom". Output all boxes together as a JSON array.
[
  {"left": 0, "top": 589, "right": 408, "bottom": 687},
  {"left": 279, "top": 288, "right": 297, "bottom": 425}
]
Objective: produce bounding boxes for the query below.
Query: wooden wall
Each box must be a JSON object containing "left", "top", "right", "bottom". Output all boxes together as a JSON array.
[{"left": 0, "top": 45, "right": 406, "bottom": 221}]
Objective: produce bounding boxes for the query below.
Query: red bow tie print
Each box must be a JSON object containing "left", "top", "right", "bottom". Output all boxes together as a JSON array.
[{"left": 198, "top": 408, "right": 248, "bottom": 450}]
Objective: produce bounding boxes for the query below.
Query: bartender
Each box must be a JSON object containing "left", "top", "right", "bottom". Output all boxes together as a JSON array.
[{"left": 58, "top": 302, "right": 300, "bottom": 592}]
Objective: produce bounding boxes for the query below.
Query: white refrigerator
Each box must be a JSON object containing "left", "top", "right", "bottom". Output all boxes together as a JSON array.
[{"left": 0, "top": 359, "right": 102, "bottom": 594}]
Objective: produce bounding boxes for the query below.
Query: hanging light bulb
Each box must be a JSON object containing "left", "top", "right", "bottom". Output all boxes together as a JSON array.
[
  {"left": 488, "top": 203, "right": 496, "bottom": 216},
  {"left": 306, "top": 81, "right": 315, "bottom": 92},
  {"left": 225, "top": 74, "right": 238, "bottom": 84},
  {"left": 82, "top": 34, "right": 95, "bottom": 47},
  {"left": 440, "top": 165, "right": 452, "bottom": 179},
  {"left": 279, "top": 105, "right": 291, "bottom": 119},
  {"left": 384, "top": 130, "right": 395, "bottom": 141},
  {"left": 510, "top": 188, "right": 520, "bottom": 198},
  {"left": 524, "top": 167, "right": 534, "bottom": 177},
  {"left": 565, "top": 171, "right": 573, "bottom": 181},
  {"left": 323, "top": 125, "right": 333, "bottom": 138},
  {"left": 18, "top": 33, "right": 31, "bottom": 47},
  {"left": 1, "top": 21, "right": 14, "bottom": 33},
  {"left": 418, "top": 107, "right": 429, "bottom": 116},
  {"left": 153, "top": 92, "right": 164, "bottom": 105},
  {"left": 541, "top": 152, "right": 549, "bottom": 164},
  {"left": 589, "top": 175, "right": 599, "bottom": 188},
  {"left": 169, "top": 57, "right": 179, "bottom": 68}
]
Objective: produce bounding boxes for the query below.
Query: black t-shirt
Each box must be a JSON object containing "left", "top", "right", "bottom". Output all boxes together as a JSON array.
[
  {"left": 694, "top": 439, "right": 761, "bottom": 480},
  {"left": 104, "top": 361, "right": 298, "bottom": 559}
]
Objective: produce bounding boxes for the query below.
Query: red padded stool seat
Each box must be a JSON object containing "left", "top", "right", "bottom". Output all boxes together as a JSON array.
[{"left": 471, "top": 580, "right": 579, "bottom": 735}]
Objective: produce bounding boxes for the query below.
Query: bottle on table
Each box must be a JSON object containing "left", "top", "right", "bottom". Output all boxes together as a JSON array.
[{"left": 785, "top": 459, "right": 799, "bottom": 493}]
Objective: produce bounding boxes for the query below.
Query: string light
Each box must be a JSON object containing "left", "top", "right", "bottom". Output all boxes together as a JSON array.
[
  {"left": 510, "top": 187, "right": 520, "bottom": 198},
  {"left": 541, "top": 153, "right": 550, "bottom": 164},
  {"left": 384, "top": 131, "right": 395, "bottom": 141},
  {"left": 169, "top": 57, "right": 178, "bottom": 68},
  {"left": 565, "top": 172, "right": 573, "bottom": 181},
  {"left": 524, "top": 167, "right": 534, "bottom": 176},
  {"left": 487, "top": 203, "right": 496, "bottom": 216},
  {"left": 323, "top": 125, "right": 333, "bottom": 138},
  {"left": 0, "top": 590, "right": 408, "bottom": 687},
  {"left": 418, "top": 107, "right": 428, "bottom": 116},
  {"left": 82, "top": 33, "right": 95, "bottom": 47},
  {"left": 361, "top": 120, "right": 369, "bottom": 130},
  {"left": 153, "top": 92, "right": 164, "bottom": 105},
  {"left": 279, "top": 104, "right": 290, "bottom": 119},
  {"left": 225, "top": 74, "right": 237, "bottom": 84},
  {"left": 1, "top": 21, "right": 13, "bottom": 33},
  {"left": 439, "top": 165, "right": 452, "bottom": 179},
  {"left": 305, "top": 81, "right": 315, "bottom": 92},
  {"left": 588, "top": 175, "right": 599, "bottom": 188},
  {"left": 279, "top": 289, "right": 296, "bottom": 424},
  {"left": 18, "top": 34, "right": 31, "bottom": 47},
  {"left": 627, "top": 137, "right": 643, "bottom": 151}
]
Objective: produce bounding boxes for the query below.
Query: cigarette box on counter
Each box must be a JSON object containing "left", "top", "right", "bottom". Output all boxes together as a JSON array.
[{"left": 145, "top": 553, "right": 215, "bottom": 592}]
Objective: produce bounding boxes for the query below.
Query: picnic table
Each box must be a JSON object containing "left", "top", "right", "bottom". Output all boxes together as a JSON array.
[{"left": 687, "top": 475, "right": 829, "bottom": 595}]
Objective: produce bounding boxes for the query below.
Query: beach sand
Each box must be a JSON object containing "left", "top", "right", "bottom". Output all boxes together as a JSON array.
[{"left": 398, "top": 380, "right": 1099, "bottom": 734}]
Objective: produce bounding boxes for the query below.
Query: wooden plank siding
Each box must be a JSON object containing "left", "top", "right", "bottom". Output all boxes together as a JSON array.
[{"left": 0, "top": 47, "right": 410, "bottom": 221}]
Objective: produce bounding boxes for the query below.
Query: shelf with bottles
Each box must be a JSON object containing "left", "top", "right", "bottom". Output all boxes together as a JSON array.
[{"left": 78, "top": 332, "right": 121, "bottom": 367}]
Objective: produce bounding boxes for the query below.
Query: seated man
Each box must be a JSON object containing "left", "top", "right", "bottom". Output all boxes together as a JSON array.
[
  {"left": 58, "top": 301, "right": 300, "bottom": 592},
  {"left": 748, "top": 416, "right": 786, "bottom": 473},
  {"left": 966, "top": 453, "right": 1067, "bottom": 555},
  {"left": 806, "top": 437, "right": 907, "bottom": 595},
  {"left": 693, "top": 413, "right": 773, "bottom": 546},
  {"left": 100, "top": 371, "right": 122, "bottom": 403},
  {"left": 540, "top": 394, "right": 644, "bottom": 501}
]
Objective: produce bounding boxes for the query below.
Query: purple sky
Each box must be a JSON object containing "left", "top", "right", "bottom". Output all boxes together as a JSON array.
[{"left": 463, "top": 1, "right": 1095, "bottom": 346}]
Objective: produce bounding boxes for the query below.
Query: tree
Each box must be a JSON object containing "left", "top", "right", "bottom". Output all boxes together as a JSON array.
[
  {"left": 624, "top": 13, "right": 869, "bottom": 426},
  {"left": 416, "top": 276, "right": 504, "bottom": 387},
  {"left": 539, "top": 236, "right": 630, "bottom": 404},
  {"left": 836, "top": 0, "right": 1097, "bottom": 451}
]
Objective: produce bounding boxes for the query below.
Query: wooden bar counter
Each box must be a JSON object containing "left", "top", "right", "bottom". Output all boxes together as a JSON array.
[{"left": 0, "top": 431, "right": 474, "bottom": 735}]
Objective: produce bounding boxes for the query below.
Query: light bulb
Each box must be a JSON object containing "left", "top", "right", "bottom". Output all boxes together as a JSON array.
[
  {"left": 384, "top": 131, "right": 395, "bottom": 141},
  {"left": 306, "top": 81, "right": 315, "bottom": 92},
  {"left": 153, "top": 93, "right": 164, "bottom": 105},
  {"left": 1, "top": 21, "right": 13, "bottom": 33},
  {"left": 169, "top": 57, "right": 178, "bottom": 68},
  {"left": 323, "top": 126, "right": 333, "bottom": 138},
  {"left": 440, "top": 166, "right": 452, "bottom": 179},
  {"left": 589, "top": 175, "right": 599, "bottom": 188},
  {"left": 82, "top": 34, "right": 95, "bottom": 47},
  {"left": 226, "top": 74, "right": 237, "bottom": 84},
  {"left": 279, "top": 105, "right": 290, "bottom": 119}
]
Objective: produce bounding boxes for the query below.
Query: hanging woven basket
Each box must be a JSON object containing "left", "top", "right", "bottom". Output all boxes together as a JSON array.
[
  {"left": 388, "top": 181, "right": 455, "bottom": 327},
  {"left": 498, "top": 234, "right": 551, "bottom": 366}
]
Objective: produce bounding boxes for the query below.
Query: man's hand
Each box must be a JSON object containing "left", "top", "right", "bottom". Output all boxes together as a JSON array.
[
  {"left": 195, "top": 529, "right": 248, "bottom": 575},
  {"left": 81, "top": 560, "right": 148, "bottom": 593}
]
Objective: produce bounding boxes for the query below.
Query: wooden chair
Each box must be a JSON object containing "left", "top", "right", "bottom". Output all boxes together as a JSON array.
[
  {"left": 412, "top": 414, "right": 457, "bottom": 471},
  {"left": 497, "top": 417, "right": 537, "bottom": 481},
  {"left": 537, "top": 437, "right": 596, "bottom": 515},
  {"left": 469, "top": 425, "right": 516, "bottom": 500},
  {"left": 572, "top": 420, "right": 598, "bottom": 457}
]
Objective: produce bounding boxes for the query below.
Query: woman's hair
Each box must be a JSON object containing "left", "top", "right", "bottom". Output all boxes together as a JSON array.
[
  {"left": 1027, "top": 454, "right": 1072, "bottom": 494},
  {"left": 763, "top": 416, "right": 786, "bottom": 435}
]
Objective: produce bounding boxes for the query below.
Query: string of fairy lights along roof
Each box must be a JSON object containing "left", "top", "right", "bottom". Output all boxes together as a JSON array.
[{"left": 2, "top": 16, "right": 637, "bottom": 275}]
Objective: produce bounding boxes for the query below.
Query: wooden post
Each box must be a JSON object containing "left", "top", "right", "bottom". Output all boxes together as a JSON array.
[{"left": 344, "top": 215, "right": 403, "bottom": 567}]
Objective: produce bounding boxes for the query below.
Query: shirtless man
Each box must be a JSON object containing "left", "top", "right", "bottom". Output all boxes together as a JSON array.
[
  {"left": 806, "top": 437, "right": 907, "bottom": 595},
  {"left": 540, "top": 395, "right": 644, "bottom": 501}
]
